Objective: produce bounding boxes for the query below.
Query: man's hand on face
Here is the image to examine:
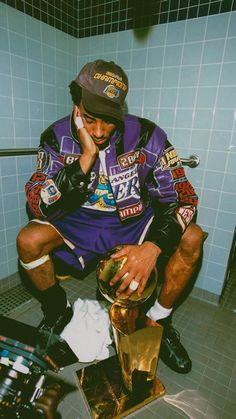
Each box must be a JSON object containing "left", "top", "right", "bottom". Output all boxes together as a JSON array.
[
  {"left": 73, "top": 105, "right": 99, "bottom": 174},
  {"left": 74, "top": 105, "right": 99, "bottom": 155},
  {"left": 109, "top": 242, "right": 162, "bottom": 298}
]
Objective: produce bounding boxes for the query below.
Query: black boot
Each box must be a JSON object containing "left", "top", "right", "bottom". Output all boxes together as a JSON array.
[
  {"left": 38, "top": 302, "right": 73, "bottom": 336},
  {"left": 158, "top": 317, "right": 192, "bottom": 374},
  {"left": 38, "top": 283, "right": 73, "bottom": 335}
]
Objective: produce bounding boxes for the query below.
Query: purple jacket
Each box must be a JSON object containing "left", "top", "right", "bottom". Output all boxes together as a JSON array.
[{"left": 25, "top": 113, "right": 198, "bottom": 253}]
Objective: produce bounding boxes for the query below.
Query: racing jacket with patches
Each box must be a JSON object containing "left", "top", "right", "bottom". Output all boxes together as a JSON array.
[{"left": 25, "top": 113, "right": 198, "bottom": 254}]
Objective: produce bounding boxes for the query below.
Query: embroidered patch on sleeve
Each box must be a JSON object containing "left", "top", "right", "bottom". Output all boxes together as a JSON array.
[
  {"left": 41, "top": 179, "right": 61, "bottom": 205},
  {"left": 176, "top": 206, "right": 195, "bottom": 231},
  {"left": 62, "top": 153, "right": 80, "bottom": 165},
  {"left": 36, "top": 149, "right": 50, "bottom": 171},
  {"left": 160, "top": 146, "right": 181, "bottom": 170},
  {"left": 27, "top": 184, "right": 44, "bottom": 218}
]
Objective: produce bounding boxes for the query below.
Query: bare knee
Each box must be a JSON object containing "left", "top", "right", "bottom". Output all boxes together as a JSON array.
[
  {"left": 16, "top": 222, "right": 62, "bottom": 262},
  {"left": 179, "top": 223, "right": 205, "bottom": 260},
  {"left": 17, "top": 224, "right": 44, "bottom": 262}
]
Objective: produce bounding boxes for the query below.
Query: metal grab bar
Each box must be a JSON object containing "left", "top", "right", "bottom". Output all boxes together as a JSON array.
[
  {"left": 0, "top": 148, "right": 38, "bottom": 157},
  {"left": 0, "top": 148, "right": 200, "bottom": 168},
  {"left": 181, "top": 154, "right": 200, "bottom": 168}
]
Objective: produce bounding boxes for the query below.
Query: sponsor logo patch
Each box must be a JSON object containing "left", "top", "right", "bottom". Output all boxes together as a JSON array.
[
  {"left": 172, "top": 167, "right": 186, "bottom": 180},
  {"left": 27, "top": 184, "right": 44, "bottom": 218},
  {"left": 175, "top": 180, "right": 198, "bottom": 205},
  {"left": 160, "top": 146, "right": 181, "bottom": 170},
  {"left": 176, "top": 206, "right": 195, "bottom": 231},
  {"left": 117, "top": 150, "right": 146, "bottom": 169},
  {"left": 119, "top": 202, "right": 143, "bottom": 220},
  {"left": 28, "top": 173, "right": 47, "bottom": 184},
  {"left": 110, "top": 167, "right": 140, "bottom": 202},
  {"left": 41, "top": 179, "right": 61, "bottom": 205},
  {"left": 60, "top": 153, "right": 80, "bottom": 165}
]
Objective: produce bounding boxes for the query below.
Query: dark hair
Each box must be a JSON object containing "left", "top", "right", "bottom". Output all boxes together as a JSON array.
[{"left": 69, "top": 81, "right": 82, "bottom": 105}]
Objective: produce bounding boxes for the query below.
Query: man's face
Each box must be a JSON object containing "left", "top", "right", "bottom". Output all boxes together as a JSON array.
[{"left": 79, "top": 102, "right": 117, "bottom": 149}]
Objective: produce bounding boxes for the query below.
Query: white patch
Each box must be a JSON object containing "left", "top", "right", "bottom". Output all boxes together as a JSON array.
[
  {"left": 41, "top": 179, "right": 61, "bottom": 205},
  {"left": 176, "top": 206, "right": 195, "bottom": 231},
  {"left": 110, "top": 168, "right": 140, "bottom": 202}
]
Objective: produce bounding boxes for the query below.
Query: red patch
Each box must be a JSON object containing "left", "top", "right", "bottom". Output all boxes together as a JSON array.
[
  {"left": 176, "top": 206, "right": 195, "bottom": 229},
  {"left": 27, "top": 184, "right": 43, "bottom": 218},
  {"left": 29, "top": 173, "right": 47, "bottom": 183},
  {"left": 119, "top": 202, "right": 143, "bottom": 220},
  {"left": 175, "top": 181, "right": 198, "bottom": 205},
  {"left": 118, "top": 150, "right": 145, "bottom": 169}
]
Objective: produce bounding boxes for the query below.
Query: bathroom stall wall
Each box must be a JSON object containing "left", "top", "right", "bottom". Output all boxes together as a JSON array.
[
  {"left": 77, "top": 11, "right": 236, "bottom": 301},
  {"left": 0, "top": 3, "right": 77, "bottom": 290}
]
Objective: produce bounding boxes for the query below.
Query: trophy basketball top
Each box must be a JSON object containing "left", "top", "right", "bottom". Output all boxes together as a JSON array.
[{"left": 96, "top": 245, "right": 157, "bottom": 306}]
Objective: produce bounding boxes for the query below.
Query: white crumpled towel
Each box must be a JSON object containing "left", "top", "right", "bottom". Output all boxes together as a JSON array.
[{"left": 60, "top": 299, "right": 112, "bottom": 363}]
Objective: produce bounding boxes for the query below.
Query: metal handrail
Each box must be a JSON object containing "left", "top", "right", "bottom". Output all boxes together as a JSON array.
[
  {"left": 0, "top": 148, "right": 200, "bottom": 168},
  {"left": 181, "top": 154, "right": 200, "bottom": 168},
  {"left": 0, "top": 148, "right": 38, "bottom": 157}
]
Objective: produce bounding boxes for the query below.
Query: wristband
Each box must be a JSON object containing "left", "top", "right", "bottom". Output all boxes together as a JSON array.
[{"left": 75, "top": 116, "right": 84, "bottom": 129}]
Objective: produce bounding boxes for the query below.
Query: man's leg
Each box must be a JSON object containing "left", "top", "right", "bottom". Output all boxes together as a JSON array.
[
  {"left": 147, "top": 223, "right": 205, "bottom": 373},
  {"left": 159, "top": 223, "right": 204, "bottom": 308},
  {"left": 17, "top": 222, "right": 73, "bottom": 333}
]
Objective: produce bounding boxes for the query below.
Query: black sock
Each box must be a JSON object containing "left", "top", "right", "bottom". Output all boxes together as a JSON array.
[{"left": 40, "top": 282, "right": 68, "bottom": 322}]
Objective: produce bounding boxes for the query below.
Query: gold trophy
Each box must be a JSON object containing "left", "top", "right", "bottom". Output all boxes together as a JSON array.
[{"left": 76, "top": 246, "right": 165, "bottom": 418}]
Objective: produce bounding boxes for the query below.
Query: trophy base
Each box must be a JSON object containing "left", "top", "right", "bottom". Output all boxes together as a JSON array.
[{"left": 76, "top": 355, "right": 165, "bottom": 419}]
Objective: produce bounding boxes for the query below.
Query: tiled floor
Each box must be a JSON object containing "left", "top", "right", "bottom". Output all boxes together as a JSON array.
[{"left": 3, "top": 271, "right": 236, "bottom": 419}]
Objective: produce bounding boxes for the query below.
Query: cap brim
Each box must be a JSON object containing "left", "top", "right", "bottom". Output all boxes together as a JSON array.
[{"left": 81, "top": 89, "right": 124, "bottom": 122}]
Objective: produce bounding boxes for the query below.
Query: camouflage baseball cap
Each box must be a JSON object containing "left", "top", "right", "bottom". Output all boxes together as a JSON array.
[{"left": 75, "top": 60, "right": 128, "bottom": 122}]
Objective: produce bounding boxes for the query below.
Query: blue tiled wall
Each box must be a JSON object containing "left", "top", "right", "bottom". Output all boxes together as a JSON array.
[
  {"left": 0, "top": 3, "right": 235, "bottom": 298},
  {"left": 78, "top": 11, "right": 236, "bottom": 296},
  {"left": 0, "top": 4, "right": 76, "bottom": 284}
]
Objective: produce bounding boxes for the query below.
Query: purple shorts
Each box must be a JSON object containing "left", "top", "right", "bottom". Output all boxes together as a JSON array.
[{"left": 49, "top": 206, "right": 154, "bottom": 271}]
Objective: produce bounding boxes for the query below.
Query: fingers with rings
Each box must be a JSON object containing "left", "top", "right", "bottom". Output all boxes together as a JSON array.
[{"left": 129, "top": 279, "right": 139, "bottom": 291}]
